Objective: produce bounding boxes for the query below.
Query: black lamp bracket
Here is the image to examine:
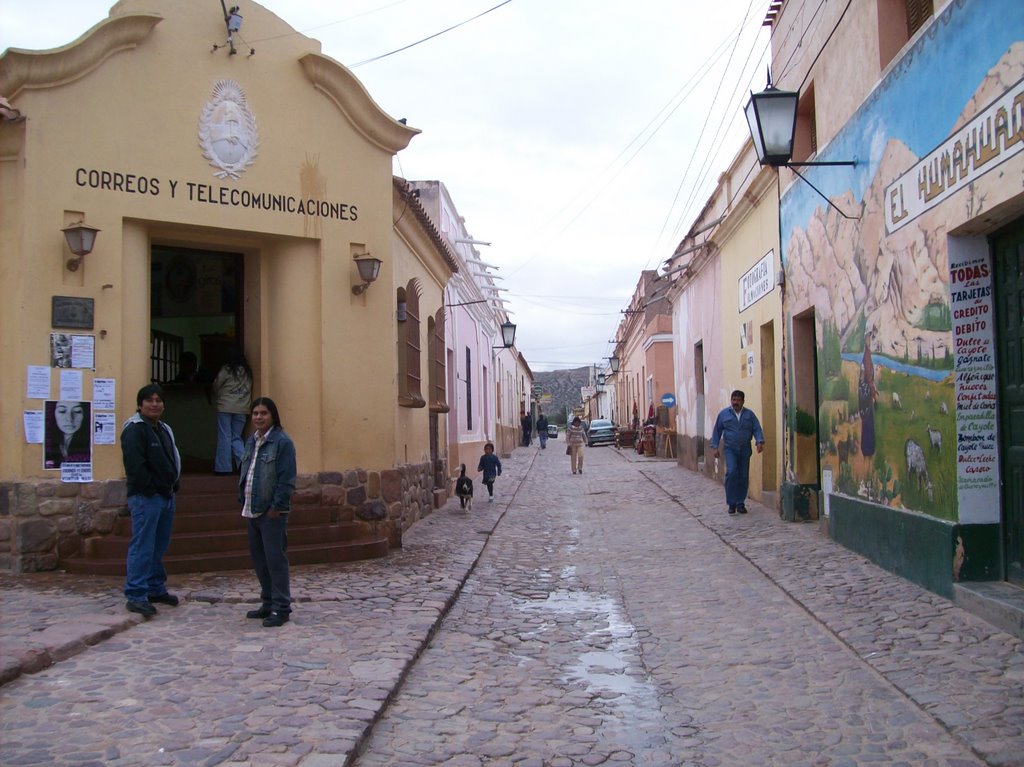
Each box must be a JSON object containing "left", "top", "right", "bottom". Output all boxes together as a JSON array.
[{"left": 785, "top": 163, "right": 860, "bottom": 220}]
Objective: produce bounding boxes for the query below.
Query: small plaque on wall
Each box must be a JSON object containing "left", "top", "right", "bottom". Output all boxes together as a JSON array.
[{"left": 52, "top": 297, "right": 95, "bottom": 330}]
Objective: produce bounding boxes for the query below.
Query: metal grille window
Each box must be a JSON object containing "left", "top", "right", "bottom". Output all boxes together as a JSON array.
[
  {"left": 465, "top": 347, "right": 473, "bottom": 430},
  {"left": 398, "top": 281, "right": 425, "bottom": 408},
  {"left": 151, "top": 330, "right": 183, "bottom": 384},
  {"left": 428, "top": 309, "right": 449, "bottom": 413},
  {"left": 906, "top": 0, "right": 933, "bottom": 37}
]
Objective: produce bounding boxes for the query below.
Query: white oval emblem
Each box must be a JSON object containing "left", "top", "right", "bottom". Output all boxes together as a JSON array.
[{"left": 198, "top": 80, "right": 259, "bottom": 179}]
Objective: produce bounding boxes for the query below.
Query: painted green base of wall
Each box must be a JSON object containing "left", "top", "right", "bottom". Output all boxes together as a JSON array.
[{"left": 829, "top": 496, "right": 989, "bottom": 598}]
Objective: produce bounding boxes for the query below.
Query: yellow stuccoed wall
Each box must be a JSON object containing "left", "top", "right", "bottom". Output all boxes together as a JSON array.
[
  {"left": 712, "top": 181, "right": 783, "bottom": 506},
  {"left": 0, "top": 0, "right": 427, "bottom": 483}
]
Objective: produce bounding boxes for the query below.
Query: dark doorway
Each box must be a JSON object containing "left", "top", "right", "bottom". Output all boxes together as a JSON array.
[
  {"left": 150, "top": 245, "right": 245, "bottom": 473},
  {"left": 993, "top": 219, "right": 1024, "bottom": 586}
]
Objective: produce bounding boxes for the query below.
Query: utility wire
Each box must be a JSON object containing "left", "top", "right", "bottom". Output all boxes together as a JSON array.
[
  {"left": 669, "top": 29, "right": 769, "bottom": 243},
  {"left": 519, "top": 33, "right": 735, "bottom": 241},
  {"left": 649, "top": 0, "right": 761, "bottom": 260},
  {"left": 505, "top": 20, "right": 746, "bottom": 279},
  {"left": 350, "top": 0, "right": 513, "bottom": 67},
  {"left": 665, "top": 0, "right": 850, "bottom": 249},
  {"left": 246, "top": 0, "right": 416, "bottom": 44}
]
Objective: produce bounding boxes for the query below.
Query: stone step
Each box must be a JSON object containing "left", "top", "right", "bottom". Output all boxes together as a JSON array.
[
  {"left": 953, "top": 581, "right": 1024, "bottom": 640},
  {"left": 111, "top": 505, "right": 337, "bottom": 536},
  {"left": 84, "top": 521, "right": 369, "bottom": 558},
  {"left": 62, "top": 537, "right": 392, "bottom": 576},
  {"left": 62, "top": 474, "right": 391, "bottom": 576}
]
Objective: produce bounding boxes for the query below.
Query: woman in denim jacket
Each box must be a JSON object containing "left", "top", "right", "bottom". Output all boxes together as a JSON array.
[{"left": 238, "top": 397, "right": 296, "bottom": 628}]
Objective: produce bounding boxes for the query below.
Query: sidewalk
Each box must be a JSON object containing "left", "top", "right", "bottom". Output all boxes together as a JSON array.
[
  {"left": 619, "top": 448, "right": 1023, "bottom": 767},
  {"left": 1, "top": 445, "right": 1021, "bottom": 767},
  {"left": 0, "top": 457, "right": 521, "bottom": 686}
]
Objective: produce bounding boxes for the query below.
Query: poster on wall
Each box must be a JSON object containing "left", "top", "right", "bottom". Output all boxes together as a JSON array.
[
  {"left": 949, "top": 249, "right": 1000, "bottom": 523},
  {"left": 93, "top": 412, "right": 116, "bottom": 446},
  {"left": 23, "top": 410, "right": 43, "bottom": 443},
  {"left": 26, "top": 366, "right": 50, "bottom": 399},
  {"left": 50, "top": 333, "right": 72, "bottom": 368},
  {"left": 59, "top": 369, "right": 83, "bottom": 401},
  {"left": 93, "top": 378, "right": 116, "bottom": 411},
  {"left": 50, "top": 333, "right": 95, "bottom": 369},
  {"left": 43, "top": 400, "right": 92, "bottom": 472},
  {"left": 70, "top": 335, "right": 95, "bottom": 369}
]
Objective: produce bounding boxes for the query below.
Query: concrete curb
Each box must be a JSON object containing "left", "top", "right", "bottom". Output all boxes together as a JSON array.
[{"left": 0, "top": 612, "right": 141, "bottom": 685}]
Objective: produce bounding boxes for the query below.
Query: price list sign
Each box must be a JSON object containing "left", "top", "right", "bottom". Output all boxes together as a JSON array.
[{"left": 949, "top": 250, "right": 999, "bottom": 523}]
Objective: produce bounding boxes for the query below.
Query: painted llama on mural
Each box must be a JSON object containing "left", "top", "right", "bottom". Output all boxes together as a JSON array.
[{"left": 782, "top": 0, "right": 1023, "bottom": 522}]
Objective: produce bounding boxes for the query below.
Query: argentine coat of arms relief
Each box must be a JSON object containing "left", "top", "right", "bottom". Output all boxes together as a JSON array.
[{"left": 198, "top": 80, "right": 259, "bottom": 179}]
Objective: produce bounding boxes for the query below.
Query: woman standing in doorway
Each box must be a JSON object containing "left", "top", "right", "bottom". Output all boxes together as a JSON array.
[
  {"left": 212, "top": 346, "right": 252, "bottom": 475},
  {"left": 239, "top": 397, "right": 296, "bottom": 628}
]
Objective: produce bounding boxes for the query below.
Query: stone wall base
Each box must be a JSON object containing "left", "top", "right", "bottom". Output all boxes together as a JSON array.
[{"left": 0, "top": 459, "right": 440, "bottom": 573}]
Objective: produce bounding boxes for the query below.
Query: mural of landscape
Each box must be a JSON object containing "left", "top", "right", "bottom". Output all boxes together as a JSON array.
[{"left": 781, "top": 0, "right": 1023, "bottom": 521}]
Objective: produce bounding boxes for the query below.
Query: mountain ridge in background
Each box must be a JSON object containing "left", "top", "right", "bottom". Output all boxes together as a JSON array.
[{"left": 533, "top": 367, "right": 591, "bottom": 425}]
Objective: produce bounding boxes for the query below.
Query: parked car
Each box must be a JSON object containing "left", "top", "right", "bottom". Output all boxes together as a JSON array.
[
  {"left": 586, "top": 419, "right": 617, "bottom": 447},
  {"left": 547, "top": 424, "right": 559, "bottom": 439}
]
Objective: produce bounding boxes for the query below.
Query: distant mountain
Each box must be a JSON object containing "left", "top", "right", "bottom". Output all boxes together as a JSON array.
[{"left": 533, "top": 367, "right": 591, "bottom": 425}]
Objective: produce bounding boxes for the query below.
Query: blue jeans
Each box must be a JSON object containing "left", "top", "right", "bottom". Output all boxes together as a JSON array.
[
  {"left": 215, "top": 412, "right": 247, "bottom": 472},
  {"left": 539, "top": 432, "right": 548, "bottom": 449},
  {"left": 723, "top": 447, "right": 751, "bottom": 506},
  {"left": 248, "top": 513, "right": 291, "bottom": 614},
  {"left": 124, "top": 493, "right": 176, "bottom": 601}
]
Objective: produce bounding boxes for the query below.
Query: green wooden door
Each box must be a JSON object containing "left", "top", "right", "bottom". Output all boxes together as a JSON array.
[{"left": 994, "top": 220, "right": 1024, "bottom": 585}]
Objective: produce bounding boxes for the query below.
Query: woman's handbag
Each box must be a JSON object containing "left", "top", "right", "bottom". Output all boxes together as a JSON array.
[{"left": 566, "top": 445, "right": 571, "bottom": 456}]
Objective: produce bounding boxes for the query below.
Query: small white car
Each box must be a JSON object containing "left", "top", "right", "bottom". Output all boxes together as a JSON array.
[{"left": 547, "top": 424, "right": 559, "bottom": 439}]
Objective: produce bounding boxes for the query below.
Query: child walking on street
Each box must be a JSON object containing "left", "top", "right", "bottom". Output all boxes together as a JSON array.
[{"left": 477, "top": 442, "right": 502, "bottom": 502}]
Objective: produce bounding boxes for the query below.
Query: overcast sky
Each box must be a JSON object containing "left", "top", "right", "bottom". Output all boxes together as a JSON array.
[{"left": 1, "top": 0, "right": 769, "bottom": 372}]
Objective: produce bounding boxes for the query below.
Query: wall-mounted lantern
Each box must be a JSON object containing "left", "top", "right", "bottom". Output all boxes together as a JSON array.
[
  {"left": 62, "top": 222, "right": 100, "bottom": 272},
  {"left": 352, "top": 254, "right": 382, "bottom": 295},
  {"left": 493, "top": 319, "right": 517, "bottom": 349}
]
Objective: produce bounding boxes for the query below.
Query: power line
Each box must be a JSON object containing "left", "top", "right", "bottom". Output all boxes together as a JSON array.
[
  {"left": 669, "top": 28, "right": 769, "bottom": 243},
  {"left": 505, "top": 17, "right": 749, "bottom": 279},
  {"left": 350, "top": 0, "right": 513, "bottom": 67},
  {"left": 246, "top": 0, "right": 416, "bottom": 44},
  {"left": 649, "top": 0, "right": 762, "bottom": 261}
]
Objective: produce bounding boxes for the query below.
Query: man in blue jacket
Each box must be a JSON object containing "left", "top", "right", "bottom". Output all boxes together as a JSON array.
[
  {"left": 121, "top": 384, "right": 181, "bottom": 616},
  {"left": 710, "top": 390, "right": 765, "bottom": 515}
]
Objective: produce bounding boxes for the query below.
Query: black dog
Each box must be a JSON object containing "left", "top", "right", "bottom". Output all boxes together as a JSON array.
[{"left": 455, "top": 464, "right": 474, "bottom": 511}]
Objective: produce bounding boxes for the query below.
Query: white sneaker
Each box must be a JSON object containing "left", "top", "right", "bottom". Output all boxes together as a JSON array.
[{"left": 488, "top": 496, "right": 494, "bottom": 503}]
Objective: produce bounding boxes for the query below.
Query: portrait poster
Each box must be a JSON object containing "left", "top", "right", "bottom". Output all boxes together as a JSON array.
[
  {"left": 43, "top": 400, "right": 92, "bottom": 471},
  {"left": 50, "top": 333, "right": 72, "bottom": 368}
]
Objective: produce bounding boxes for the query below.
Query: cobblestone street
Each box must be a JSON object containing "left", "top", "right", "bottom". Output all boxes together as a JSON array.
[{"left": 1, "top": 444, "right": 1022, "bottom": 766}]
